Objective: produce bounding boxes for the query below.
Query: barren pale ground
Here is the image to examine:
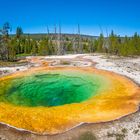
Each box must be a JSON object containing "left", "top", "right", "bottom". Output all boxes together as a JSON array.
[{"left": 0, "top": 53, "right": 140, "bottom": 140}]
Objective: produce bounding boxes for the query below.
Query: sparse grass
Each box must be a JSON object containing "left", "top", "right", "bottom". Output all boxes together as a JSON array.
[
  {"left": 73, "top": 131, "right": 97, "bottom": 140},
  {"left": 107, "top": 132, "right": 125, "bottom": 140},
  {"left": 115, "top": 133, "right": 125, "bottom": 140},
  {"left": 16, "top": 53, "right": 32, "bottom": 57},
  {"left": 138, "top": 124, "right": 140, "bottom": 128},
  {"left": 133, "top": 129, "right": 139, "bottom": 134},
  {"left": 107, "top": 132, "right": 114, "bottom": 137},
  {"left": 60, "top": 61, "right": 71, "bottom": 65},
  {"left": 0, "top": 60, "right": 28, "bottom": 67},
  {"left": 121, "top": 128, "right": 127, "bottom": 134}
]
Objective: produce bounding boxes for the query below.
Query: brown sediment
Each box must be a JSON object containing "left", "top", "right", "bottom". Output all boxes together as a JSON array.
[{"left": 0, "top": 59, "right": 140, "bottom": 135}]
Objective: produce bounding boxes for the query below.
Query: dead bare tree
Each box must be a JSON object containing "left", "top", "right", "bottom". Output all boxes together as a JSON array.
[
  {"left": 57, "top": 23, "right": 64, "bottom": 55},
  {"left": 47, "top": 26, "right": 50, "bottom": 38},
  {"left": 77, "top": 24, "right": 82, "bottom": 53},
  {"left": 104, "top": 28, "right": 109, "bottom": 53},
  {"left": 72, "top": 35, "right": 76, "bottom": 54},
  {"left": 57, "top": 24, "right": 60, "bottom": 55},
  {"left": 98, "top": 24, "right": 103, "bottom": 35},
  {"left": 54, "top": 24, "right": 57, "bottom": 54},
  {"left": 54, "top": 24, "right": 57, "bottom": 40},
  {"left": 46, "top": 26, "right": 51, "bottom": 48}
]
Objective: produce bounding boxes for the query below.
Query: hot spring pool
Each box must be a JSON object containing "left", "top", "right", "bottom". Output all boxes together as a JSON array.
[
  {"left": 0, "top": 67, "right": 139, "bottom": 135},
  {"left": 0, "top": 71, "right": 105, "bottom": 107}
]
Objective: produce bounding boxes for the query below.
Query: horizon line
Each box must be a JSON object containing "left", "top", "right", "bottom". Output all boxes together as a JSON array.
[{"left": 9, "top": 32, "right": 139, "bottom": 37}]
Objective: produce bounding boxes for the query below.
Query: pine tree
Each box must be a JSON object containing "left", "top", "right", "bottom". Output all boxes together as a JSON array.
[
  {"left": 108, "top": 31, "right": 120, "bottom": 55},
  {"left": 16, "top": 27, "right": 23, "bottom": 39},
  {"left": 38, "top": 38, "right": 49, "bottom": 55}
]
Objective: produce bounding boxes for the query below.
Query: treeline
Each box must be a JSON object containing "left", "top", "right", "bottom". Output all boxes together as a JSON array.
[
  {"left": 97, "top": 31, "right": 140, "bottom": 56},
  {"left": 0, "top": 22, "right": 140, "bottom": 61}
]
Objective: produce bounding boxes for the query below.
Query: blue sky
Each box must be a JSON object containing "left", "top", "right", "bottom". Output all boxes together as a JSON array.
[{"left": 0, "top": 0, "right": 140, "bottom": 36}]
